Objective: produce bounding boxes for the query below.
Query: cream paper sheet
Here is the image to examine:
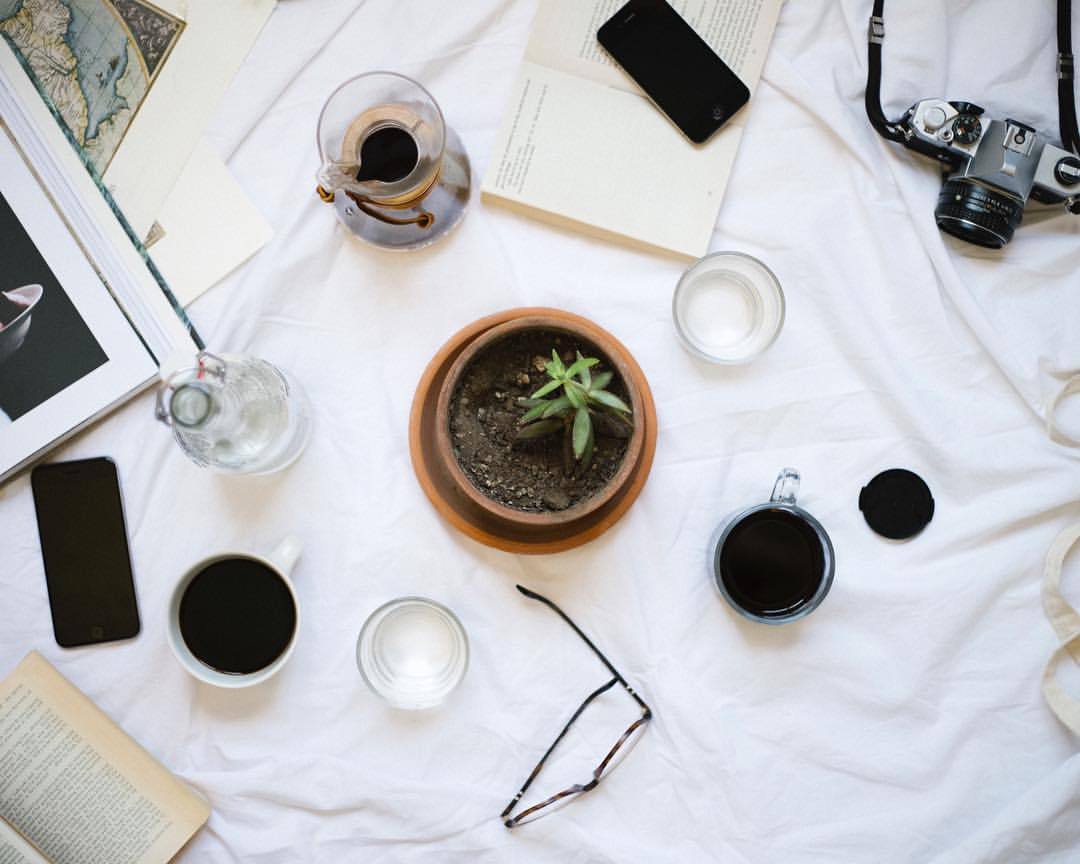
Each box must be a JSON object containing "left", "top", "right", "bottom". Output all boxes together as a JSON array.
[
  {"left": 97, "top": 0, "right": 276, "bottom": 239},
  {"left": 150, "top": 139, "right": 273, "bottom": 308}
]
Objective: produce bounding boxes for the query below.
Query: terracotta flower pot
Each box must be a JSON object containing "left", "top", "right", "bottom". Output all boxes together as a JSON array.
[{"left": 409, "top": 308, "right": 657, "bottom": 554}]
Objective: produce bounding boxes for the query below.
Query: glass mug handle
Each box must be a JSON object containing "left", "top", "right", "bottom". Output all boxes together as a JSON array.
[{"left": 770, "top": 468, "right": 800, "bottom": 505}]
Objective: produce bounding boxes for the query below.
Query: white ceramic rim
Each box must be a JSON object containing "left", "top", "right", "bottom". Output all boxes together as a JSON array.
[
  {"left": 167, "top": 552, "right": 301, "bottom": 689},
  {"left": 672, "top": 251, "right": 786, "bottom": 365}
]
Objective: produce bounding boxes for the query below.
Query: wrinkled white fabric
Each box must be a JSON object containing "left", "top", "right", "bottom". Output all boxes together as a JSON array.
[{"left": 3, "top": 1, "right": 1080, "bottom": 861}]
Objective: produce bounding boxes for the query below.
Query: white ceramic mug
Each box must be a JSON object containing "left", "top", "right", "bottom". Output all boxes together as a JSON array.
[{"left": 167, "top": 536, "right": 302, "bottom": 688}]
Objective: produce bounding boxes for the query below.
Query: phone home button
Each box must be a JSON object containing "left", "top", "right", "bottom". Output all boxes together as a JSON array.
[{"left": 90, "top": 625, "right": 105, "bottom": 640}]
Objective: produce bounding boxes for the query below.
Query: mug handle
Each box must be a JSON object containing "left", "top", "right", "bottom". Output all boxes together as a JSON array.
[
  {"left": 267, "top": 535, "right": 303, "bottom": 576},
  {"left": 771, "top": 468, "right": 800, "bottom": 505}
]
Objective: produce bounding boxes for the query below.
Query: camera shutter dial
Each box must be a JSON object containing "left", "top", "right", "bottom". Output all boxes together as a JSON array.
[
  {"left": 1055, "top": 156, "right": 1080, "bottom": 187},
  {"left": 952, "top": 114, "right": 982, "bottom": 145}
]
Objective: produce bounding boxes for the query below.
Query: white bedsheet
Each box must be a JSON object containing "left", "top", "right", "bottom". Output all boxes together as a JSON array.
[{"left": 3, "top": 1, "right": 1080, "bottom": 860}]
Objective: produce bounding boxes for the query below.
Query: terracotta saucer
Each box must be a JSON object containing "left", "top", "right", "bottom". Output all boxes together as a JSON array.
[{"left": 409, "top": 308, "right": 658, "bottom": 554}]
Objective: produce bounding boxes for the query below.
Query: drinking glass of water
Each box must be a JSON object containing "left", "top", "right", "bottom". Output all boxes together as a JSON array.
[
  {"left": 356, "top": 596, "right": 469, "bottom": 710},
  {"left": 316, "top": 71, "right": 471, "bottom": 250},
  {"left": 155, "top": 352, "right": 311, "bottom": 474}
]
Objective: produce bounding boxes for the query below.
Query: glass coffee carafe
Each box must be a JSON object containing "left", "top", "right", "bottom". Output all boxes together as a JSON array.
[
  {"left": 316, "top": 71, "right": 471, "bottom": 249},
  {"left": 711, "top": 468, "right": 835, "bottom": 624}
]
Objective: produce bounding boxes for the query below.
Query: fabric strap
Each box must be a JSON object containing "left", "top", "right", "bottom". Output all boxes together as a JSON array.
[
  {"left": 1042, "top": 521, "right": 1080, "bottom": 735},
  {"left": 1048, "top": 374, "right": 1080, "bottom": 448}
]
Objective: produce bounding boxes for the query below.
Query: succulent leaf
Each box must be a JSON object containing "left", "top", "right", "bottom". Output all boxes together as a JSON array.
[
  {"left": 590, "top": 389, "right": 631, "bottom": 414},
  {"left": 520, "top": 401, "right": 550, "bottom": 424},
  {"left": 572, "top": 406, "right": 591, "bottom": 459},
  {"left": 565, "top": 354, "right": 599, "bottom": 381},
  {"left": 547, "top": 350, "right": 566, "bottom": 378},
  {"left": 516, "top": 418, "right": 563, "bottom": 440},
  {"left": 591, "top": 371, "right": 613, "bottom": 391},
  {"left": 529, "top": 379, "right": 562, "bottom": 399},
  {"left": 540, "top": 394, "right": 572, "bottom": 419}
]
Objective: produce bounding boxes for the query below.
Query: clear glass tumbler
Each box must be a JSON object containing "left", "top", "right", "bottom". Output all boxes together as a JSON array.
[
  {"left": 673, "top": 252, "right": 785, "bottom": 364},
  {"left": 356, "top": 597, "right": 469, "bottom": 710},
  {"left": 316, "top": 71, "right": 470, "bottom": 250}
]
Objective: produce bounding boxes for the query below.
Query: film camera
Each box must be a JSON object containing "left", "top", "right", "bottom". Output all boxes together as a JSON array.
[{"left": 866, "top": 1, "right": 1080, "bottom": 249}]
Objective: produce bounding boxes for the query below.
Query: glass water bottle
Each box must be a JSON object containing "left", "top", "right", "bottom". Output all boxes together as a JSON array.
[{"left": 156, "top": 352, "right": 311, "bottom": 474}]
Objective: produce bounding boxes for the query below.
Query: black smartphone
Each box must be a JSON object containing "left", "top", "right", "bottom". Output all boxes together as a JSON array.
[
  {"left": 598, "top": 0, "right": 750, "bottom": 144},
  {"left": 30, "top": 457, "right": 140, "bottom": 648}
]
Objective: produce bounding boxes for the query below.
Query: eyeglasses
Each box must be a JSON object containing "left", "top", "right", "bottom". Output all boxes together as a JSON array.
[{"left": 501, "top": 585, "right": 653, "bottom": 828}]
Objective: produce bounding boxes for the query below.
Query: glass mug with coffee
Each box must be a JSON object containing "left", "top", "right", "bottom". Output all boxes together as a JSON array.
[
  {"left": 316, "top": 71, "right": 471, "bottom": 250},
  {"left": 167, "top": 537, "right": 302, "bottom": 688},
  {"left": 712, "top": 469, "right": 835, "bottom": 624}
]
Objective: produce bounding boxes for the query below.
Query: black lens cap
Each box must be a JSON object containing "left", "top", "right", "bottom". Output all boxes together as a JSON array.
[{"left": 859, "top": 469, "right": 934, "bottom": 540}]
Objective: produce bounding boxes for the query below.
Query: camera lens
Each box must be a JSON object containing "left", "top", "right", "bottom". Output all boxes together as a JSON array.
[{"left": 934, "top": 179, "right": 1023, "bottom": 248}]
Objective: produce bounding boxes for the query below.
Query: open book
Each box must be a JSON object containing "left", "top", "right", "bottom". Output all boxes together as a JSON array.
[
  {"left": 482, "top": 0, "right": 783, "bottom": 257},
  {"left": 0, "top": 653, "right": 209, "bottom": 864}
]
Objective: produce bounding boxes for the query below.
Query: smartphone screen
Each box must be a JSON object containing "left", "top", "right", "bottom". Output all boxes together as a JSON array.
[
  {"left": 31, "top": 457, "right": 140, "bottom": 648},
  {"left": 598, "top": 0, "right": 750, "bottom": 144}
]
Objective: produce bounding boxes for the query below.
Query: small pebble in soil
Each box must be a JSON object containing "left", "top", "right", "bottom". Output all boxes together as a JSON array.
[
  {"left": 516, "top": 373, "right": 530, "bottom": 386},
  {"left": 543, "top": 490, "right": 571, "bottom": 510}
]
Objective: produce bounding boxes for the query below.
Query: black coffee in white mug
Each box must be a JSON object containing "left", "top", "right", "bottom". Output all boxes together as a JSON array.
[
  {"left": 168, "top": 537, "right": 302, "bottom": 687},
  {"left": 179, "top": 558, "right": 296, "bottom": 675},
  {"left": 712, "top": 469, "right": 834, "bottom": 624}
]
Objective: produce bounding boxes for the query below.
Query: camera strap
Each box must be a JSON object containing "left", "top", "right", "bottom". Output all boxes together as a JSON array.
[
  {"left": 864, "top": 0, "right": 906, "bottom": 143},
  {"left": 1059, "top": 0, "right": 1080, "bottom": 153},
  {"left": 867, "top": 0, "right": 1080, "bottom": 156},
  {"left": 1048, "top": 372, "right": 1080, "bottom": 447},
  {"left": 1042, "top": 521, "right": 1080, "bottom": 737}
]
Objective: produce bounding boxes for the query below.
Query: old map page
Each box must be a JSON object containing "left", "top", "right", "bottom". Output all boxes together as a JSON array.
[{"left": 0, "top": 0, "right": 184, "bottom": 176}]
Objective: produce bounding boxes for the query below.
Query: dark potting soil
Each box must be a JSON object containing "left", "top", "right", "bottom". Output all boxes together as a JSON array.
[{"left": 448, "top": 329, "right": 632, "bottom": 513}]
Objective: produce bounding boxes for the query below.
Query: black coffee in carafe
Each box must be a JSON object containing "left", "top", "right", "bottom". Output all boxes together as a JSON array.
[{"left": 355, "top": 125, "right": 419, "bottom": 182}]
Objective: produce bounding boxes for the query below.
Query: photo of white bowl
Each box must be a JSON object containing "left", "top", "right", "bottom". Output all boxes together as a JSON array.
[{"left": 0, "top": 284, "right": 44, "bottom": 366}]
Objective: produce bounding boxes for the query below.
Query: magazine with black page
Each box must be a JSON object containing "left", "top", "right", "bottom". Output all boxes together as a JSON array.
[{"left": 0, "top": 38, "right": 200, "bottom": 485}]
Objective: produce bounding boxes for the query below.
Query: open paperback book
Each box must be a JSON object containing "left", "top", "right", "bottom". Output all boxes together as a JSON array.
[
  {"left": 0, "top": 0, "right": 275, "bottom": 485},
  {"left": 0, "top": 652, "right": 209, "bottom": 864},
  {"left": 482, "top": 0, "right": 783, "bottom": 257}
]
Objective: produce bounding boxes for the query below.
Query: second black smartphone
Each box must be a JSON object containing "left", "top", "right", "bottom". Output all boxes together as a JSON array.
[
  {"left": 598, "top": 0, "right": 750, "bottom": 144},
  {"left": 31, "top": 457, "right": 140, "bottom": 648}
]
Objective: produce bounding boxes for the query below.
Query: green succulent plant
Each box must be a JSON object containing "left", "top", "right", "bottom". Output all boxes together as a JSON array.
[{"left": 516, "top": 349, "right": 633, "bottom": 471}]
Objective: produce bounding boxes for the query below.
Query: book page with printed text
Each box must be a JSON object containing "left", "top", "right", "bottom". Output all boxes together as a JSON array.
[
  {"left": 0, "top": 653, "right": 208, "bottom": 864},
  {"left": 483, "top": 0, "right": 783, "bottom": 257}
]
